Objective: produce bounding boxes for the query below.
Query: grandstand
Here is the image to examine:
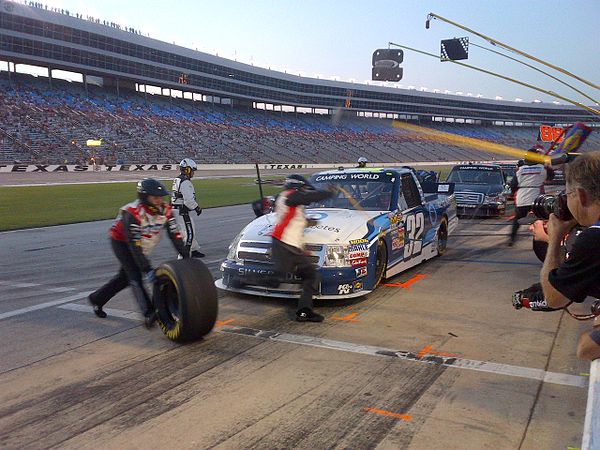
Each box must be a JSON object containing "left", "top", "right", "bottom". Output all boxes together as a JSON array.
[{"left": 1, "top": 1, "right": 599, "bottom": 165}]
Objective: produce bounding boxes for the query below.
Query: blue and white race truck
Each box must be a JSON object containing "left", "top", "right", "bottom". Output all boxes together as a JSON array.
[{"left": 216, "top": 167, "right": 458, "bottom": 299}]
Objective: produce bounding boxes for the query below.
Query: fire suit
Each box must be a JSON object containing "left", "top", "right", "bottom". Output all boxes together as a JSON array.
[
  {"left": 89, "top": 199, "right": 186, "bottom": 315},
  {"left": 171, "top": 174, "right": 201, "bottom": 257},
  {"left": 510, "top": 163, "right": 553, "bottom": 243},
  {"left": 271, "top": 187, "right": 333, "bottom": 310}
]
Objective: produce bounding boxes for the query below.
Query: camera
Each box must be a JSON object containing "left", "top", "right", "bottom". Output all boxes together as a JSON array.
[{"left": 532, "top": 192, "right": 573, "bottom": 221}]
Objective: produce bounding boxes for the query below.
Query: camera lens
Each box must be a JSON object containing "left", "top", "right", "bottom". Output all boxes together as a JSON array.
[
  {"left": 531, "top": 192, "right": 573, "bottom": 221},
  {"left": 532, "top": 194, "right": 555, "bottom": 220}
]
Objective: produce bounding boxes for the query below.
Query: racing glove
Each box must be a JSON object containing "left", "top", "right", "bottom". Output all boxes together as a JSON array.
[{"left": 195, "top": 206, "right": 202, "bottom": 216}]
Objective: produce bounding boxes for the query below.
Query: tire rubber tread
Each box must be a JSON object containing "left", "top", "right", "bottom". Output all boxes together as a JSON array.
[{"left": 155, "top": 259, "right": 218, "bottom": 342}]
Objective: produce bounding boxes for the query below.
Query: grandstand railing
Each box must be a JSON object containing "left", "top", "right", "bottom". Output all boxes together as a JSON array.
[{"left": 0, "top": 126, "right": 33, "bottom": 154}]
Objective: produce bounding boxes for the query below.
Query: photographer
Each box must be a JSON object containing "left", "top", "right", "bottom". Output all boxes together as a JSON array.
[{"left": 538, "top": 152, "right": 600, "bottom": 360}]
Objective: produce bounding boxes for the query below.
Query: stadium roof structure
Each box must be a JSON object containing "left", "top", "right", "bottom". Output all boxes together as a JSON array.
[{"left": 1, "top": 0, "right": 598, "bottom": 125}]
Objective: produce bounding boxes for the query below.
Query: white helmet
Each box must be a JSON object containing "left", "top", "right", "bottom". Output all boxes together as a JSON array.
[
  {"left": 357, "top": 157, "right": 368, "bottom": 168},
  {"left": 179, "top": 158, "right": 198, "bottom": 177},
  {"left": 179, "top": 158, "right": 197, "bottom": 170}
]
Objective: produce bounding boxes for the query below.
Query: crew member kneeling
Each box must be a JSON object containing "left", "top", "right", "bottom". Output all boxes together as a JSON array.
[
  {"left": 539, "top": 152, "right": 600, "bottom": 360},
  {"left": 271, "top": 174, "right": 334, "bottom": 322},
  {"left": 88, "top": 179, "right": 188, "bottom": 327}
]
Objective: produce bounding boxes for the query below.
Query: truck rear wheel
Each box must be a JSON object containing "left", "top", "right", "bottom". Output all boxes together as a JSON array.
[
  {"left": 153, "top": 259, "right": 218, "bottom": 343},
  {"left": 436, "top": 218, "right": 448, "bottom": 256}
]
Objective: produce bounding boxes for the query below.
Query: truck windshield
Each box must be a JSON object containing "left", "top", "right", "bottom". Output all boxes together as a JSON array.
[
  {"left": 309, "top": 172, "right": 396, "bottom": 211},
  {"left": 447, "top": 168, "right": 504, "bottom": 185}
]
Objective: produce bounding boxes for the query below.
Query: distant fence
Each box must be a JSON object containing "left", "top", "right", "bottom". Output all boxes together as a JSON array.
[
  {"left": 0, "top": 160, "right": 516, "bottom": 173},
  {"left": 582, "top": 359, "right": 599, "bottom": 450}
]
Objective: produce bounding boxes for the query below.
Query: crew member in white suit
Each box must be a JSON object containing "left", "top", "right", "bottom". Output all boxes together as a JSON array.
[{"left": 171, "top": 158, "right": 204, "bottom": 258}]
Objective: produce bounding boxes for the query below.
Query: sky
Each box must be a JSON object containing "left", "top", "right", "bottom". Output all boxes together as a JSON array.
[{"left": 15, "top": 0, "right": 600, "bottom": 105}]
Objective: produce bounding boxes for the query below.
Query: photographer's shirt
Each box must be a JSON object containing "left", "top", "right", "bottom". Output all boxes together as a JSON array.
[{"left": 549, "top": 221, "right": 600, "bottom": 303}]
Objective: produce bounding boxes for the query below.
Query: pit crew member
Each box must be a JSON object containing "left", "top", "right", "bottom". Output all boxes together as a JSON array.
[{"left": 88, "top": 178, "right": 188, "bottom": 327}]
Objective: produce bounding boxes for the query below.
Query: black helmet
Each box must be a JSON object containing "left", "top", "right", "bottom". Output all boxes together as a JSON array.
[
  {"left": 137, "top": 178, "right": 170, "bottom": 212},
  {"left": 284, "top": 174, "right": 312, "bottom": 190}
]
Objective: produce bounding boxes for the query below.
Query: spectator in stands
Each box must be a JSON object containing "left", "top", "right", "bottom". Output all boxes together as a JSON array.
[{"left": 509, "top": 148, "right": 553, "bottom": 245}]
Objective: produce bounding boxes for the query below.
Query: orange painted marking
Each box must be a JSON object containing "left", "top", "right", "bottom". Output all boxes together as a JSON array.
[
  {"left": 384, "top": 273, "right": 427, "bottom": 289},
  {"left": 215, "top": 319, "right": 234, "bottom": 327},
  {"left": 364, "top": 407, "right": 412, "bottom": 421},
  {"left": 331, "top": 312, "right": 359, "bottom": 322},
  {"left": 415, "top": 345, "right": 458, "bottom": 358},
  {"left": 416, "top": 345, "right": 433, "bottom": 358}
]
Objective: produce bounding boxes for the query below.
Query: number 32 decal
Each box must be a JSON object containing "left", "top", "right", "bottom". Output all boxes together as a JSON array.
[{"left": 403, "top": 212, "right": 424, "bottom": 259}]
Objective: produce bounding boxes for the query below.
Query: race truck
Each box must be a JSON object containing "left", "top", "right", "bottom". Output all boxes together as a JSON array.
[
  {"left": 446, "top": 163, "right": 508, "bottom": 217},
  {"left": 215, "top": 167, "right": 458, "bottom": 299}
]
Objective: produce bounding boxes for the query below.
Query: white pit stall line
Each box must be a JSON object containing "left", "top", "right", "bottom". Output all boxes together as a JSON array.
[
  {"left": 59, "top": 303, "right": 144, "bottom": 321},
  {"left": 0, "top": 280, "right": 77, "bottom": 292},
  {"left": 58, "top": 304, "right": 587, "bottom": 389},
  {"left": 0, "top": 291, "right": 91, "bottom": 320},
  {"left": 0, "top": 281, "right": 41, "bottom": 288}
]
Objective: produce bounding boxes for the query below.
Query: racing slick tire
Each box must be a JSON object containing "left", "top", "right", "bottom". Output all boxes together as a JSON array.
[
  {"left": 373, "top": 240, "right": 388, "bottom": 288},
  {"left": 153, "top": 259, "right": 218, "bottom": 343},
  {"left": 436, "top": 217, "right": 449, "bottom": 256}
]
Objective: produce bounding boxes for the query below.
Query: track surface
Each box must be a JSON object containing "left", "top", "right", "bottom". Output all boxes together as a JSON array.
[
  {"left": 0, "top": 168, "right": 313, "bottom": 186},
  {"left": 0, "top": 204, "right": 593, "bottom": 449}
]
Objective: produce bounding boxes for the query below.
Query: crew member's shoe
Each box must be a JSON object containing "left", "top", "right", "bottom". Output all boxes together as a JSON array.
[
  {"left": 512, "top": 291, "right": 524, "bottom": 310},
  {"left": 88, "top": 294, "right": 107, "bottom": 318},
  {"left": 295, "top": 307, "right": 324, "bottom": 322},
  {"left": 191, "top": 250, "right": 206, "bottom": 258},
  {"left": 144, "top": 310, "right": 157, "bottom": 328}
]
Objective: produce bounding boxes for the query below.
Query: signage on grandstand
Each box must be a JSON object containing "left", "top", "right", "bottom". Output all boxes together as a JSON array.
[
  {"left": 262, "top": 164, "right": 310, "bottom": 170},
  {"left": 0, "top": 163, "right": 315, "bottom": 173},
  {"left": 538, "top": 125, "right": 565, "bottom": 143},
  {"left": 0, "top": 164, "right": 178, "bottom": 173}
]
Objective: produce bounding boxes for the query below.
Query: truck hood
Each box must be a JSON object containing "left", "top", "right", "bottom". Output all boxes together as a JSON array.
[{"left": 239, "top": 208, "right": 385, "bottom": 244}]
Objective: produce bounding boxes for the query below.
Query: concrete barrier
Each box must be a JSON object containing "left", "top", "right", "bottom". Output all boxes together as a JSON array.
[
  {"left": 582, "top": 358, "right": 599, "bottom": 450},
  {"left": 0, "top": 160, "right": 516, "bottom": 173}
]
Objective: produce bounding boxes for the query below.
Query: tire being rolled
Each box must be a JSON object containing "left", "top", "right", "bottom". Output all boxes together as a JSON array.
[{"left": 153, "top": 259, "right": 218, "bottom": 343}]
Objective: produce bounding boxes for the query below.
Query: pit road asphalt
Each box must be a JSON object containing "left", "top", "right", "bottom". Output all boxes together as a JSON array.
[{"left": 0, "top": 204, "right": 593, "bottom": 450}]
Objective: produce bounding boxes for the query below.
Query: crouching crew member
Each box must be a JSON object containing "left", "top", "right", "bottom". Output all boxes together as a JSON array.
[
  {"left": 271, "top": 174, "right": 335, "bottom": 322},
  {"left": 172, "top": 158, "right": 204, "bottom": 258},
  {"left": 88, "top": 178, "right": 188, "bottom": 327}
]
